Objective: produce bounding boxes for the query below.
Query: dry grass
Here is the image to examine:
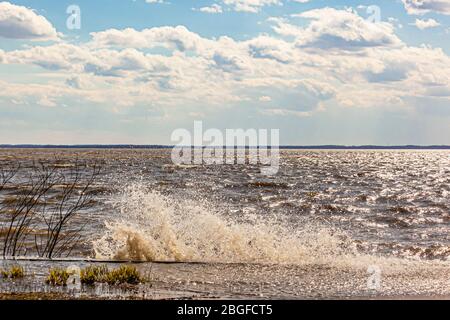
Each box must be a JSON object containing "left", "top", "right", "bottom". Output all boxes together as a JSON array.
[
  {"left": 105, "top": 265, "right": 143, "bottom": 285},
  {"left": 79, "top": 264, "right": 145, "bottom": 286},
  {"left": 0, "top": 265, "right": 25, "bottom": 279},
  {"left": 80, "top": 265, "right": 109, "bottom": 285},
  {"left": 45, "top": 268, "right": 69, "bottom": 286}
]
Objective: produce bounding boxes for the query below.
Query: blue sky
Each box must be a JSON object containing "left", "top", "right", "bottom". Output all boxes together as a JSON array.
[{"left": 0, "top": 0, "right": 449, "bottom": 145}]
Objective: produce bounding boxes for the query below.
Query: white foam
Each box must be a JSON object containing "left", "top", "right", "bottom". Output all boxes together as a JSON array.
[{"left": 92, "top": 184, "right": 448, "bottom": 271}]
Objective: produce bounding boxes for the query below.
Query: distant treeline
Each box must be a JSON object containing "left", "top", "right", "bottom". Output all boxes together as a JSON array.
[{"left": 0, "top": 145, "right": 449, "bottom": 150}]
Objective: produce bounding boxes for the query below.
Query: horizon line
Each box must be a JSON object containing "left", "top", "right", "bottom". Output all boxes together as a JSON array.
[{"left": 0, "top": 144, "right": 449, "bottom": 150}]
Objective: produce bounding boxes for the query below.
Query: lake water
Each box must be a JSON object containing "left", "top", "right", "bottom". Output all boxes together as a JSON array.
[{"left": 1, "top": 148, "right": 449, "bottom": 299}]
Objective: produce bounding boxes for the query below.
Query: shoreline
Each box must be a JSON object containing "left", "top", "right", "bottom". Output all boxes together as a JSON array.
[
  {"left": 2, "top": 260, "right": 450, "bottom": 300},
  {"left": 2, "top": 292, "right": 450, "bottom": 301}
]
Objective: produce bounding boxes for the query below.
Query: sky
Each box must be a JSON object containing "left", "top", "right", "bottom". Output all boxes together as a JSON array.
[{"left": 0, "top": 0, "right": 449, "bottom": 145}]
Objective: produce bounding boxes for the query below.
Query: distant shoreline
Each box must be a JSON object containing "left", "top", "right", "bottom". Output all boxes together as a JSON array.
[{"left": 1, "top": 145, "right": 449, "bottom": 150}]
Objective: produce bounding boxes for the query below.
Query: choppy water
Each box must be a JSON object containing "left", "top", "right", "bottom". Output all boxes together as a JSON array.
[{"left": 1, "top": 148, "right": 449, "bottom": 298}]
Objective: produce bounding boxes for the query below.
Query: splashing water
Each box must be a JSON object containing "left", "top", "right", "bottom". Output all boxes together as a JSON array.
[
  {"left": 93, "top": 184, "right": 364, "bottom": 265},
  {"left": 94, "top": 185, "right": 362, "bottom": 264},
  {"left": 4, "top": 150, "right": 450, "bottom": 298}
]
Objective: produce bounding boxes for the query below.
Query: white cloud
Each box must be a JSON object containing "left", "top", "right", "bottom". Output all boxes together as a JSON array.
[
  {"left": 1, "top": 8, "right": 450, "bottom": 117},
  {"left": 145, "top": 0, "right": 167, "bottom": 4},
  {"left": 291, "top": 8, "right": 402, "bottom": 50},
  {"left": 247, "top": 35, "right": 295, "bottom": 63},
  {"left": 413, "top": 18, "right": 441, "bottom": 29},
  {"left": 37, "top": 95, "right": 57, "bottom": 107},
  {"left": 0, "top": 1, "right": 58, "bottom": 40},
  {"left": 222, "top": 0, "right": 281, "bottom": 13},
  {"left": 196, "top": 4, "right": 223, "bottom": 14},
  {"left": 90, "top": 26, "right": 210, "bottom": 52},
  {"left": 260, "top": 108, "right": 312, "bottom": 117},
  {"left": 402, "top": 0, "right": 450, "bottom": 15}
]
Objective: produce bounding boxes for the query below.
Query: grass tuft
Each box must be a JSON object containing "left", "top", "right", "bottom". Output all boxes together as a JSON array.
[
  {"left": 46, "top": 264, "right": 145, "bottom": 287},
  {"left": 0, "top": 265, "right": 25, "bottom": 279},
  {"left": 105, "top": 265, "right": 142, "bottom": 285},
  {"left": 9, "top": 266, "right": 25, "bottom": 278},
  {"left": 45, "top": 268, "right": 69, "bottom": 286},
  {"left": 0, "top": 269, "right": 8, "bottom": 278},
  {"left": 80, "top": 265, "right": 109, "bottom": 285}
]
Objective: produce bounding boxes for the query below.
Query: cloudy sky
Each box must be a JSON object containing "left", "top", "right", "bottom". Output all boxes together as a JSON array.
[{"left": 0, "top": 0, "right": 449, "bottom": 145}]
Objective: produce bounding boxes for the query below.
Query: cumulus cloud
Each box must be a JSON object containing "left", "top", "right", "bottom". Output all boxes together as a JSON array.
[
  {"left": 0, "top": 1, "right": 58, "bottom": 40},
  {"left": 401, "top": 0, "right": 450, "bottom": 15},
  {"left": 195, "top": 4, "right": 223, "bottom": 14},
  {"left": 1, "top": 7, "right": 450, "bottom": 118},
  {"left": 290, "top": 8, "right": 402, "bottom": 50},
  {"left": 90, "top": 26, "right": 210, "bottom": 52},
  {"left": 4, "top": 43, "right": 91, "bottom": 71},
  {"left": 247, "top": 35, "right": 294, "bottom": 63},
  {"left": 222, "top": 0, "right": 281, "bottom": 13},
  {"left": 413, "top": 18, "right": 441, "bottom": 29}
]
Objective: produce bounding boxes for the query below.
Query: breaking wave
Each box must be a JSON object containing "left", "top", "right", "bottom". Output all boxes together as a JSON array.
[{"left": 93, "top": 184, "right": 432, "bottom": 269}]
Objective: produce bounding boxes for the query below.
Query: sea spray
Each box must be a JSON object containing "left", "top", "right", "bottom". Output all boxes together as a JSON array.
[{"left": 93, "top": 184, "right": 362, "bottom": 265}]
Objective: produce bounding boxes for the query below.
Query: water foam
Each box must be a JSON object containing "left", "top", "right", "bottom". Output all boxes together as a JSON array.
[{"left": 93, "top": 184, "right": 432, "bottom": 270}]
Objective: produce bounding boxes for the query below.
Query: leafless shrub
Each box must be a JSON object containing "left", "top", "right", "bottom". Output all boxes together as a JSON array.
[
  {"left": 0, "top": 162, "right": 20, "bottom": 193},
  {"left": 0, "top": 159, "right": 100, "bottom": 259}
]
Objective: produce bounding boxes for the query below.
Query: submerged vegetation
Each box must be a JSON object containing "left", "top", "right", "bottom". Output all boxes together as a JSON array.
[
  {"left": 45, "top": 268, "right": 70, "bottom": 286},
  {"left": 0, "top": 265, "right": 25, "bottom": 279},
  {"left": 105, "top": 265, "right": 143, "bottom": 285},
  {"left": 0, "top": 159, "right": 100, "bottom": 258},
  {"left": 80, "top": 265, "right": 109, "bottom": 285},
  {"left": 80, "top": 265, "right": 144, "bottom": 286},
  {"left": 9, "top": 264, "right": 146, "bottom": 287}
]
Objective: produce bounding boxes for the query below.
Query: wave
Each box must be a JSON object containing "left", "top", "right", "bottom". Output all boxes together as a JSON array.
[{"left": 92, "top": 184, "right": 445, "bottom": 270}]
